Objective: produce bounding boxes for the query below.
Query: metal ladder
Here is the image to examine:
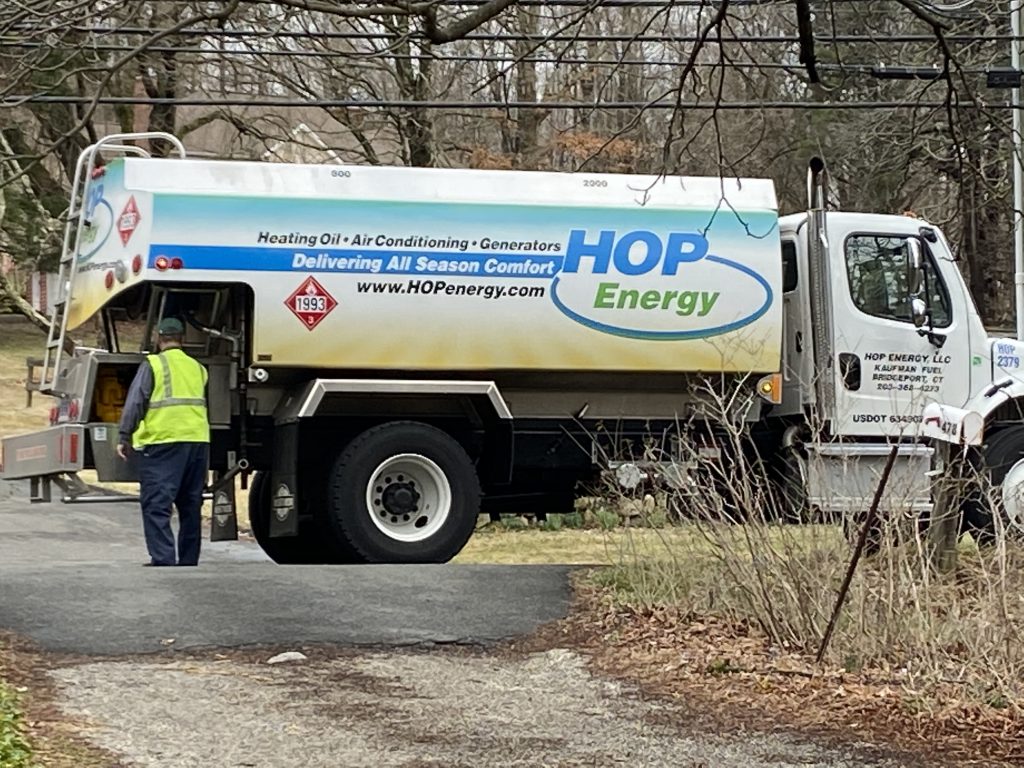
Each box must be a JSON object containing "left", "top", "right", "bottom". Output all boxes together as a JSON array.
[{"left": 40, "top": 132, "right": 187, "bottom": 393}]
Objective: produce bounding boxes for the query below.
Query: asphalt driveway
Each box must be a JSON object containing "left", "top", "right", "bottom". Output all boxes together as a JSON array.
[
  {"left": 0, "top": 482, "right": 940, "bottom": 768},
  {"left": 0, "top": 483, "right": 572, "bottom": 655}
]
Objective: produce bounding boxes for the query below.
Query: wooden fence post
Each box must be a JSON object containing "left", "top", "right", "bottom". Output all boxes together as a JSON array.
[{"left": 927, "top": 441, "right": 963, "bottom": 574}]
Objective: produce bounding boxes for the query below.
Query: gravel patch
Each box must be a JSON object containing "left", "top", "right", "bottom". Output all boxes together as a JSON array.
[{"left": 51, "top": 649, "right": 913, "bottom": 767}]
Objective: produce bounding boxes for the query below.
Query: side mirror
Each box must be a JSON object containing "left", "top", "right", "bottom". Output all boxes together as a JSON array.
[
  {"left": 906, "top": 239, "right": 928, "bottom": 329},
  {"left": 908, "top": 238, "right": 923, "bottom": 270},
  {"left": 911, "top": 297, "right": 929, "bottom": 328},
  {"left": 907, "top": 239, "right": 925, "bottom": 295}
]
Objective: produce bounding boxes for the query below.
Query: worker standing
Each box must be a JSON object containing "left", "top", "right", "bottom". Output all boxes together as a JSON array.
[{"left": 117, "top": 318, "right": 210, "bottom": 566}]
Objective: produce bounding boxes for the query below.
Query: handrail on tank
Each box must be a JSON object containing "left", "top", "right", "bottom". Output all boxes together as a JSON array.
[
  {"left": 90, "top": 131, "right": 187, "bottom": 160},
  {"left": 42, "top": 132, "right": 189, "bottom": 392},
  {"left": 71, "top": 133, "right": 185, "bottom": 278}
]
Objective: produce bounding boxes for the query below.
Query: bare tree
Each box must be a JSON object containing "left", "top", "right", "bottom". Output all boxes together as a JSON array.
[{"left": 0, "top": 0, "right": 1017, "bottom": 325}]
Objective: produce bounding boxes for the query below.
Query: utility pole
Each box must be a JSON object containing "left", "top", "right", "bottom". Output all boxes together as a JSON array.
[{"left": 1014, "top": 0, "right": 1024, "bottom": 339}]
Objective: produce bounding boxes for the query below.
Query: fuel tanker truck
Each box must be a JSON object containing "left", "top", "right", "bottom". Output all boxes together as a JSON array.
[{"left": 2, "top": 132, "right": 1021, "bottom": 563}]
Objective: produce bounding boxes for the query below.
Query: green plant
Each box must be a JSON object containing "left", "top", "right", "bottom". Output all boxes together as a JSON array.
[
  {"left": 640, "top": 505, "right": 669, "bottom": 529},
  {"left": 986, "top": 691, "right": 1012, "bottom": 711},
  {"left": 842, "top": 655, "right": 863, "bottom": 673},
  {"left": 498, "top": 516, "right": 529, "bottom": 531},
  {"left": 540, "top": 514, "right": 563, "bottom": 532},
  {"left": 562, "top": 511, "right": 584, "bottom": 528},
  {"left": 0, "top": 682, "right": 32, "bottom": 768},
  {"left": 594, "top": 508, "right": 620, "bottom": 531},
  {"left": 706, "top": 657, "right": 739, "bottom": 675}
]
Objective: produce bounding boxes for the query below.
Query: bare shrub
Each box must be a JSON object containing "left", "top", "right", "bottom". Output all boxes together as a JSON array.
[{"left": 593, "top": 380, "right": 1024, "bottom": 711}]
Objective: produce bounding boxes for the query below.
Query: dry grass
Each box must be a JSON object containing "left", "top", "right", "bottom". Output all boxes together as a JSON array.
[
  {"left": 593, "top": 490, "right": 1024, "bottom": 716},
  {"left": 562, "top": 586, "right": 1023, "bottom": 767},
  {"left": 454, "top": 524, "right": 693, "bottom": 565},
  {"left": 573, "top": 373, "right": 1024, "bottom": 716},
  {"left": 455, "top": 519, "right": 833, "bottom": 566},
  {"left": 0, "top": 321, "right": 49, "bottom": 441}
]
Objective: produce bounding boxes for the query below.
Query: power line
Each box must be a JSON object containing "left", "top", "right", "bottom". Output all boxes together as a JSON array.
[
  {"left": 0, "top": 0, "right": 799, "bottom": 11},
  {"left": 0, "top": 40, "right": 998, "bottom": 77},
  {"left": 321, "top": 0, "right": 819, "bottom": 5},
  {"left": 4, "top": 40, "right": 985, "bottom": 75},
  {"left": 1, "top": 94, "right": 1010, "bottom": 109},
  {"left": 339, "top": 0, "right": 808, "bottom": 5},
  {"left": 3, "top": 26, "right": 1017, "bottom": 45},
  {"left": 0, "top": 0, "right": 926, "bottom": 17}
]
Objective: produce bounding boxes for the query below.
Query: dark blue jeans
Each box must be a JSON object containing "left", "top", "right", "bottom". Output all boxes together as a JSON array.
[{"left": 138, "top": 442, "right": 209, "bottom": 566}]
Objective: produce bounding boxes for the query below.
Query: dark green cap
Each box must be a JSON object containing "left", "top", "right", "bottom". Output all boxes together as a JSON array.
[{"left": 158, "top": 317, "right": 184, "bottom": 335}]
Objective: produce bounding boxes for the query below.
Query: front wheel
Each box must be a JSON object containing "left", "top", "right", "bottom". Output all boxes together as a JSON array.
[
  {"left": 327, "top": 421, "right": 481, "bottom": 563},
  {"left": 964, "top": 425, "right": 1024, "bottom": 543}
]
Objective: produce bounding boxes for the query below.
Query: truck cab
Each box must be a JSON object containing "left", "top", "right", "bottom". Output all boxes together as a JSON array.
[{"left": 780, "top": 211, "right": 983, "bottom": 433}]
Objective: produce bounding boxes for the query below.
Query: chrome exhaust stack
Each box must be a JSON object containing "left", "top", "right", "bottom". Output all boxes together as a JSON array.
[{"left": 806, "top": 156, "right": 835, "bottom": 415}]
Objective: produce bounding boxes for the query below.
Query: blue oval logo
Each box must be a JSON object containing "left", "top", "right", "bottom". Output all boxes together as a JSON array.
[
  {"left": 550, "top": 255, "right": 774, "bottom": 341},
  {"left": 76, "top": 199, "right": 114, "bottom": 264}
]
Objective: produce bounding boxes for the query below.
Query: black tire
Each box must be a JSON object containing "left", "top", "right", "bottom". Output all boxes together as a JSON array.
[
  {"left": 963, "top": 425, "right": 1024, "bottom": 543},
  {"left": 767, "top": 446, "right": 810, "bottom": 524},
  {"left": 249, "top": 472, "right": 359, "bottom": 564},
  {"left": 327, "top": 421, "right": 481, "bottom": 563}
]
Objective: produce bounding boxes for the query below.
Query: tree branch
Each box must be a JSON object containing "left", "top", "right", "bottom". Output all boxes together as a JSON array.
[
  {"left": 421, "top": 0, "right": 517, "bottom": 44},
  {"left": 794, "top": 0, "right": 819, "bottom": 84}
]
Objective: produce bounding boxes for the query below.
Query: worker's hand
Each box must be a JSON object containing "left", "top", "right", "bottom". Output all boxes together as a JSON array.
[{"left": 116, "top": 442, "right": 128, "bottom": 461}]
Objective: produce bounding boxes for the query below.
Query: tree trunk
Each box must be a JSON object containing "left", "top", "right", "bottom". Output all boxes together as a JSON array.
[
  {"left": 393, "top": 17, "right": 434, "bottom": 167},
  {"left": 0, "top": 270, "right": 52, "bottom": 335}
]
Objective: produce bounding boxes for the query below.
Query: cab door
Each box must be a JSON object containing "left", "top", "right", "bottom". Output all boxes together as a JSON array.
[{"left": 827, "top": 219, "right": 971, "bottom": 438}]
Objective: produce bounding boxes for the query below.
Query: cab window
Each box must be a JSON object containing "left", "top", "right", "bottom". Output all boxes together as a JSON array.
[
  {"left": 782, "top": 240, "right": 798, "bottom": 293},
  {"left": 845, "top": 234, "right": 950, "bottom": 327}
]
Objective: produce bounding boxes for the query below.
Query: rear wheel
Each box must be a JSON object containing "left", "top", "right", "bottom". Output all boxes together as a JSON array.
[
  {"left": 327, "top": 421, "right": 480, "bottom": 563},
  {"left": 249, "top": 471, "right": 358, "bottom": 564}
]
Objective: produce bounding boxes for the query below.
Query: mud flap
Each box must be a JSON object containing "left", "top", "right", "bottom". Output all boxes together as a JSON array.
[
  {"left": 207, "top": 461, "right": 251, "bottom": 542},
  {"left": 270, "top": 422, "right": 300, "bottom": 538},
  {"left": 210, "top": 483, "right": 239, "bottom": 541}
]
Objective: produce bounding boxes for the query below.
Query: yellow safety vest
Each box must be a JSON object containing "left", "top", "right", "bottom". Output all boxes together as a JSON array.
[{"left": 132, "top": 348, "right": 209, "bottom": 448}]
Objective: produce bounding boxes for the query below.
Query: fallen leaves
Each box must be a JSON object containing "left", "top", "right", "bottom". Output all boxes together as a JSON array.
[{"left": 556, "top": 584, "right": 1023, "bottom": 767}]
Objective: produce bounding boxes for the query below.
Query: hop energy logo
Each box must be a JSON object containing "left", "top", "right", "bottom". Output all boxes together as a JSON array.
[
  {"left": 117, "top": 196, "right": 141, "bottom": 246},
  {"left": 549, "top": 228, "right": 774, "bottom": 341}
]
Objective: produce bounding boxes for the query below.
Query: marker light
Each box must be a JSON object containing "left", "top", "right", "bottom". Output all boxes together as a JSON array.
[
  {"left": 154, "top": 256, "right": 170, "bottom": 270},
  {"left": 756, "top": 373, "right": 783, "bottom": 405},
  {"left": 68, "top": 399, "right": 79, "bottom": 420},
  {"left": 170, "top": 257, "right": 184, "bottom": 270},
  {"left": 132, "top": 254, "right": 143, "bottom": 274},
  {"left": 104, "top": 270, "right": 115, "bottom": 290}
]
